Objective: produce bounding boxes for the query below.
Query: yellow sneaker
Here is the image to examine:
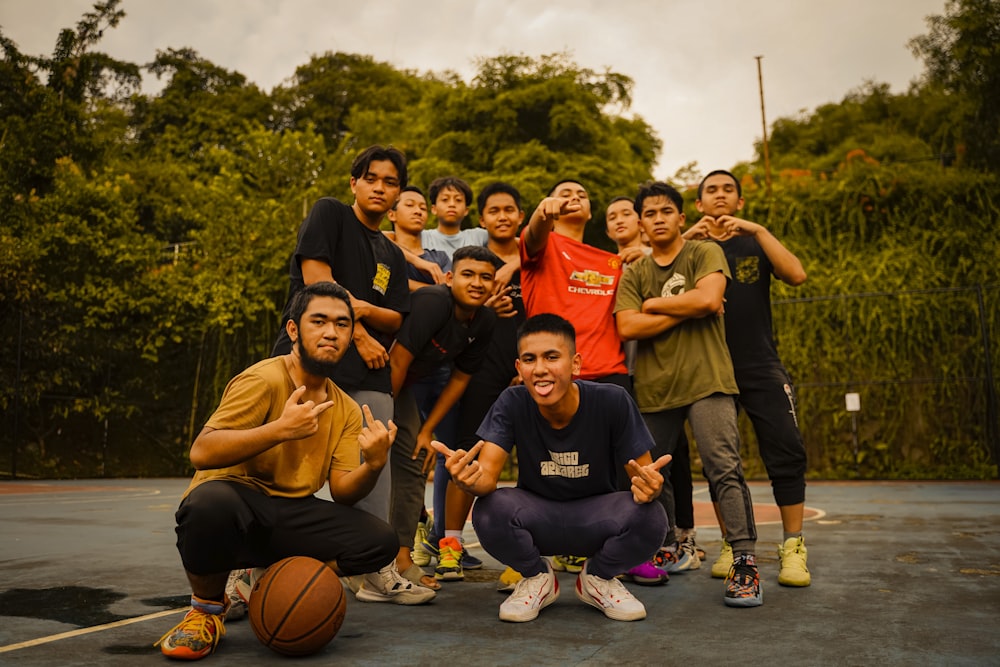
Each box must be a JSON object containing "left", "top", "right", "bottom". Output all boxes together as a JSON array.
[
  {"left": 435, "top": 537, "right": 464, "bottom": 581},
  {"left": 155, "top": 596, "right": 226, "bottom": 660},
  {"left": 550, "top": 555, "right": 586, "bottom": 574},
  {"left": 711, "top": 540, "right": 733, "bottom": 579},
  {"left": 778, "top": 536, "right": 811, "bottom": 587}
]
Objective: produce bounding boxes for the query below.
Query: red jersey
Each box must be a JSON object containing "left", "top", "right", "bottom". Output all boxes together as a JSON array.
[{"left": 520, "top": 230, "right": 627, "bottom": 380}]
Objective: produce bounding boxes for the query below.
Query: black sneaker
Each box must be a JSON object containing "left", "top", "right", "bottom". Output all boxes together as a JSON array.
[{"left": 723, "top": 553, "right": 763, "bottom": 607}]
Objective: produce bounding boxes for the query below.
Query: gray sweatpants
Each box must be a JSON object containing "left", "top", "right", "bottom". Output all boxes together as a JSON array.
[{"left": 643, "top": 393, "right": 757, "bottom": 554}]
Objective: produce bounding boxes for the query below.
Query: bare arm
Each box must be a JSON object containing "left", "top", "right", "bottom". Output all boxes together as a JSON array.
[
  {"left": 301, "top": 258, "right": 403, "bottom": 333},
  {"left": 715, "top": 216, "right": 807, "bottom": 286},
  {"left": 327, "top": 404, "right": 395, "bottom": 505},
  {"left": 522, "top": 197, "right": 575, "bottom": 258},
  {"left": 616, "top": 309, "right": 684, "bottom": 341},
  {"left": 641, "top": 271, "right": 727, "bottom": 318}
]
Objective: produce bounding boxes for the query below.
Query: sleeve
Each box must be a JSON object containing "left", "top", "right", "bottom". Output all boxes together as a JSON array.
[
  {"left": 453, "top": 309, "right": 497, "bottom": 375},
  {"left": 475, "top": 387, "right": 520, "bottom": 452},
  {"left": 695, "top": 242, "right": 732, "bottom": 284},
  {"left": 466, "top": 228, "right": 489, "bottom": 247},
  {"left": 394, "top": 288, "right": 452, "bottom": 356},
  {"left": 293, "top": 198, "right": 341, "bottom": 269},
  {"left": 614, "top": 262, "right": 645, "bottom": 314},
  {"left": 609, "top": 387, "right": 656, "bottom": 466},
  {"left": 329, "top": 397, "right": 363, "bottom": 474},
  {"left": 204, "top": 371, "right": 274, "bottom": 431}
]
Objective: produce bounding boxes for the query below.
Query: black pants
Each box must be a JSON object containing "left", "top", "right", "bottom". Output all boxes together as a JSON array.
[{"left": 175, "top": 480, "right": 398, "bottom": 576}]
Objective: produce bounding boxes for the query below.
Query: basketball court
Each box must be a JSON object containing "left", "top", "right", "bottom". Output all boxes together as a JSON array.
[{"left": 1, "top": 478, "right": 998, "bottom": 665}]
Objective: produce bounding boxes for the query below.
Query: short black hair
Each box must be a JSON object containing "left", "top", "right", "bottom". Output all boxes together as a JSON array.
[
  {"left": 634, "top": 181, "right": 684, "bottom": 215},
  {"left": 351, "top": 145, "right": 407, "bottom": 188},
  {"left": 477, "top": 181, "right": 523, "bottom": 213},
  {"left": 392, "top": 185, "right": 425, "bottom": 211},
  {"left": 453, "top": 245, "right": 504, "bottom": 271},
  {"left": 516, "top": 313, "right": 576, "bottom": 354},
  {"left": 697, "top": 170, "right": 741, "bottom": 199},
  {"left": 288, "top": 282, "right": 354, "bottom": 329},
  {"left": 428, "top": 176, "right": 473, "bottom": 208},
  {"left": 547, "top": 178, "right": 586, "bottom": 197},
  {"left": 607, "top": 195, "right": 634, "bottom": 209}
]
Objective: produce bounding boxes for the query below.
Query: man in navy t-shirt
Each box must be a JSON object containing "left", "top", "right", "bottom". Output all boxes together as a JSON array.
[{"left": 433, "top": 314, "right": 669, "bottom": 623}]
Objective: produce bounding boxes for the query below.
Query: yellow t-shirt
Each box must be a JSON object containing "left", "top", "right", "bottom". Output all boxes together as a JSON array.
[{"left": 184, "top": 357, "right": 362, "bottom": 498}]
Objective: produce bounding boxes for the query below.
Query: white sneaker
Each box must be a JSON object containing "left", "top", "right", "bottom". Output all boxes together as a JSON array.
[
  {"left": 224, "top": 567, "right": 264, "bottom": 620},
  {"left": 499, "top": 562, "right": 559, "bottom": 622},
  {"left": 575, "top": 561, "right": 646, "bottom": 621},
  {"left": 356, "top": 563, "right": 436, "bottom": 605}
]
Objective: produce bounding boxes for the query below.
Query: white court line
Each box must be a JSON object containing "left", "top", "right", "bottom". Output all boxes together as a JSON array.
[
  {"left": 0, "top": 489, "right": 162, "bottom": 507},
  {"left": 0, "top": 607, "right": 186, "bottom": 654}
]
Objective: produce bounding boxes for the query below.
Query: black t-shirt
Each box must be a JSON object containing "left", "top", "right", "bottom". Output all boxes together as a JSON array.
[
  {"left": 273, "top": 197, "right": 410, "bottom": 392},
  {"left": 477, "top": 381, "right": 653, "bottom": 501},
  {"left": 394, "top": 284, "right": 496, "bottom": 384},
  {"left": 719, "top": 235, "right": 781, "bottom": 371}
]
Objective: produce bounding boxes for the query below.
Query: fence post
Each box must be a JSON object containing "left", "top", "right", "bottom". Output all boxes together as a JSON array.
[{"left": 975, "top": 283, "right": 999, "bottom": 478}]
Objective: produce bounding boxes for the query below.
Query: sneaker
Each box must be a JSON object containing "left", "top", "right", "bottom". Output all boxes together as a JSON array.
[
  {"left": 356, "top": 563, "right": 436, "bottom": 605},
  {"left": 412, "top": 520, "right": 432, "bottom": 567},
  {"left": 461, "top": 548, "right": 483, "bottom": 570},
  {"left": 224, "top": 567, "right": 264, "bottom": 621},
  {"left": 724, "top": 553, "right": 763, "bottom": 607},
  {"left": 416, "top": 532, "right": 440, "bottom": 565},
  {"left": 623, "top": 557, "right": 669, "bottom": 586},
  {"left": 711, "top": 540, "right": 733, "bottom": 578},
  {"left": 680, "top": 534, "right": 701, "bottom": 571},
  {"left": 658, "top": 545, "right": 694, "bottom": 573},
  {"left": 499, "top": 562, "right": 559, "bottom": 622},
  {"left": 576, "top": 561, "right": 646, "bottom": 621},
  {"left": 778, "top": 536, "right": 811, "bottom": 587},
  {"left": 549, "top": 554, "right": 586, "bottom": 574},
  {"left": 155, "top": 596, "right": 227, "bottom": 659},
  {"left": 434, "top": 537, "right": 464, "bottom": 581},
  {"left": 497, "top": 565, "right": 523, "bottom": 592}
]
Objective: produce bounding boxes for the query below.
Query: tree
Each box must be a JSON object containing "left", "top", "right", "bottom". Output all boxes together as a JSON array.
[{"left": 909, "top": 0, "right": 1000, "bottom": 170}]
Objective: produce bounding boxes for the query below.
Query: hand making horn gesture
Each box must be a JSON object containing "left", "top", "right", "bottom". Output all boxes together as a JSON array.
[
  {"left": 624, "top": 454, "right": 672, "bottom": 504},
  {"left": 279, "top": 385, "right": 335, "bottom": 440}
]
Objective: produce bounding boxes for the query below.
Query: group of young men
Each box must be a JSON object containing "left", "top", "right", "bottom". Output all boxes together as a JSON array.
[{"left": 155, "top": 144, "right": 811, "bottom": 660}]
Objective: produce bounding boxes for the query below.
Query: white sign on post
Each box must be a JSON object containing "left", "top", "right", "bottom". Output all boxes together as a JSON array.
[{"left": 845, "top": 393, "right": 861, "bottom": 412}]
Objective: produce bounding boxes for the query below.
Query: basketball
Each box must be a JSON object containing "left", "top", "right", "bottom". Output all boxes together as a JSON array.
[{"left": 248, "top": 556, "right": 347, "bottom": 656}]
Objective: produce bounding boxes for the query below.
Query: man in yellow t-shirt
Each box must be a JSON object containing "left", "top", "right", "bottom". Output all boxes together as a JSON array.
[{"left": 156, "top": 282, "right": 433, "bottom": 662}]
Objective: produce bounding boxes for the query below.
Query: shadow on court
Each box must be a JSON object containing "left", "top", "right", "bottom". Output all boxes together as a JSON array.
[{"left": 1, "top": 478, "right": 998, "bottom": 666}]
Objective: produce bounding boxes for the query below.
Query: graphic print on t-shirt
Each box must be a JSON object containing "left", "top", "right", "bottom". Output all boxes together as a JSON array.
[
  {"left": 372, "top": 262, "right": 391, "bottom": 295},
  {"left": 540, "top": 449, "right": 590, "bottom": 479},
  {"left": 735, "top": 256, "right": 760, "bottom": 284},
  {"left": 660, "top": 273, "right": 687, "bottom": 297}
]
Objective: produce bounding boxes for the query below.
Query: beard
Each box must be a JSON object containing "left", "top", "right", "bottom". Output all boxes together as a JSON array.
[{"left": 297, "top": 341, "right": 342, "bottom": 378}]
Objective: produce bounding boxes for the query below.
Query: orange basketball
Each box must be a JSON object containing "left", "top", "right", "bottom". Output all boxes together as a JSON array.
[{"left": 248, "top": 556, "right": 347, "bottom": 657}]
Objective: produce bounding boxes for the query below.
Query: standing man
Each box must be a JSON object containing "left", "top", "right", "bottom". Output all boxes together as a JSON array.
[
  {"left": 687, "top": 169, "right": 810, "bottom": 587},
  {"left": 156, "top": 283, "right": 432, "bottom": 661},
  {"left": 272, "top": 145, "right": 411, "bottom": 523},
  {"left": 616, "top": 180, "right": 762, "bottom": 608},
  {"left": 434, "top": 314, "right": 669, "bottom": 623}
]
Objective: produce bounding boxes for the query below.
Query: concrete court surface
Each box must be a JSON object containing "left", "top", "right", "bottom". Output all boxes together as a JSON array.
[{"left": 1, "top": 478, "right": 998, "bottom": 666}]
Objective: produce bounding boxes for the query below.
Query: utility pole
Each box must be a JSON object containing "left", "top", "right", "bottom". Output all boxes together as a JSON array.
[{"left": 755, "top": 55, "right": 772, "bottom": 198}]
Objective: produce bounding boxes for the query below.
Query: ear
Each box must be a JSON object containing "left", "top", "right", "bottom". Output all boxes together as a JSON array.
[
  {"left": 286, "top": 318, "right": 299, "bottom": 343},
  {"left": 349, "top": 176, "right": 358, "bottom": 196},
  {"left": 444, "top": 270, "right": 453, "bottom": 287},
  {"left": 515, "top": 358, "right": 525, "bottom": 382},
  {"left": 571, "top": 351, "right": 583, "bottom": 377},
  {"left": 735, "top": 196, "right": 746, "bottom": 212},
  {"left": 695, "top": 199, "right": 705, "bottom": 213}
]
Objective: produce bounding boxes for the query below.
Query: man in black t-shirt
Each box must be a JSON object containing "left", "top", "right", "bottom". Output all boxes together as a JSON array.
[
  {"left": 384, "top": 246, "right": 500, "bottom": 592},
  {"left": 434, "top": 314, "right": 670, "bottom": 623},
  {"left": 686, "top": 169, "right": 811, "bottom": 588},
  {"left": 272, "top": 145, "right": 410, "bottom": 525}
]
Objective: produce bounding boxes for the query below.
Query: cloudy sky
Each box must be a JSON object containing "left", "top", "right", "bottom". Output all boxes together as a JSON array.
[{"left": 3, "top": 0, "right": 945, "bottom": 177}]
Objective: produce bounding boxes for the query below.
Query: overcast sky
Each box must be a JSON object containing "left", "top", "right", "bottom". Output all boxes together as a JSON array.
[{"left": 3, "top": 0, "right": 945, "bottom": 178}]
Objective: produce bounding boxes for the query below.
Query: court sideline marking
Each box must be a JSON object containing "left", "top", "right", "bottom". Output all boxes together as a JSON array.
[{"left": 0, "top": 607, "right": 186, "bottom": 654}]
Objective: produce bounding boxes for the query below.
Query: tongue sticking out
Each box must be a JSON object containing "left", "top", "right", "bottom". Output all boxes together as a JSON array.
[{"left": 534, "top": 381, "right": 555, "bottom": 397}]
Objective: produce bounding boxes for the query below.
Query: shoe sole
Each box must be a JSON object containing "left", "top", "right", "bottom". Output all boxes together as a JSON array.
[
  {"left": 778, "top": 574, "right": 811, "bottom": 587},
  {"left": 355, "top": 587, "right": 436, "bottom": 605},
  {"left": 723, "top": 594, "right": 763, "bottom": 607},
  {"left": 435, "top": 571, "right": 464, "bottom": 581},
  {"left": 461, "top": 559, "right": 484, "bottom": 570}
]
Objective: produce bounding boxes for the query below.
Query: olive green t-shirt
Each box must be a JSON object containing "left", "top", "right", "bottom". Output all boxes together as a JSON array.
[
  {"left": 185, "top": 357, "right": 362, "bottom": 499},
  {"left": 614, "top": 240, "right": 739, "bottom": 412}
]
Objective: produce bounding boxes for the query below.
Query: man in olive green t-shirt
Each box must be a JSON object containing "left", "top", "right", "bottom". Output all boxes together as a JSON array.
[{"left": 615, "top": 181, "right": 761, "bottom": 609}]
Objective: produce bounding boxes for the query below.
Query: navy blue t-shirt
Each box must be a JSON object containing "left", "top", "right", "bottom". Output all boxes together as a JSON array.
[{"left": 476, "top": 381, "right": 654, "bottom": 500}]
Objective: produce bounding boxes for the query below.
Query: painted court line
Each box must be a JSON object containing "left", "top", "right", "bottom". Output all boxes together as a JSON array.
[{"left": 0, "top": 607, "right": 187, "bottom": 654}]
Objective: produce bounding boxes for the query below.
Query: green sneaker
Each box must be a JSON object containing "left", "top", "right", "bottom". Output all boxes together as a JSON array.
[
  {"left": 550, "top": 554, "right": 586, "bottom": 574},
  {"left": 711, "top": 540, "right": 733, "bottom": 579},
  {"left": 155, "top": 596, "right": 227, "bottom": 660},
  {"left": 435, "top": 537, "right": 464, "bottom": 581},
  {"left": 778, "top": 536, "right": 811, "bottom": 587},
  {"left": 412, "top": 519, "right": 432, "bottom": 567}
]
